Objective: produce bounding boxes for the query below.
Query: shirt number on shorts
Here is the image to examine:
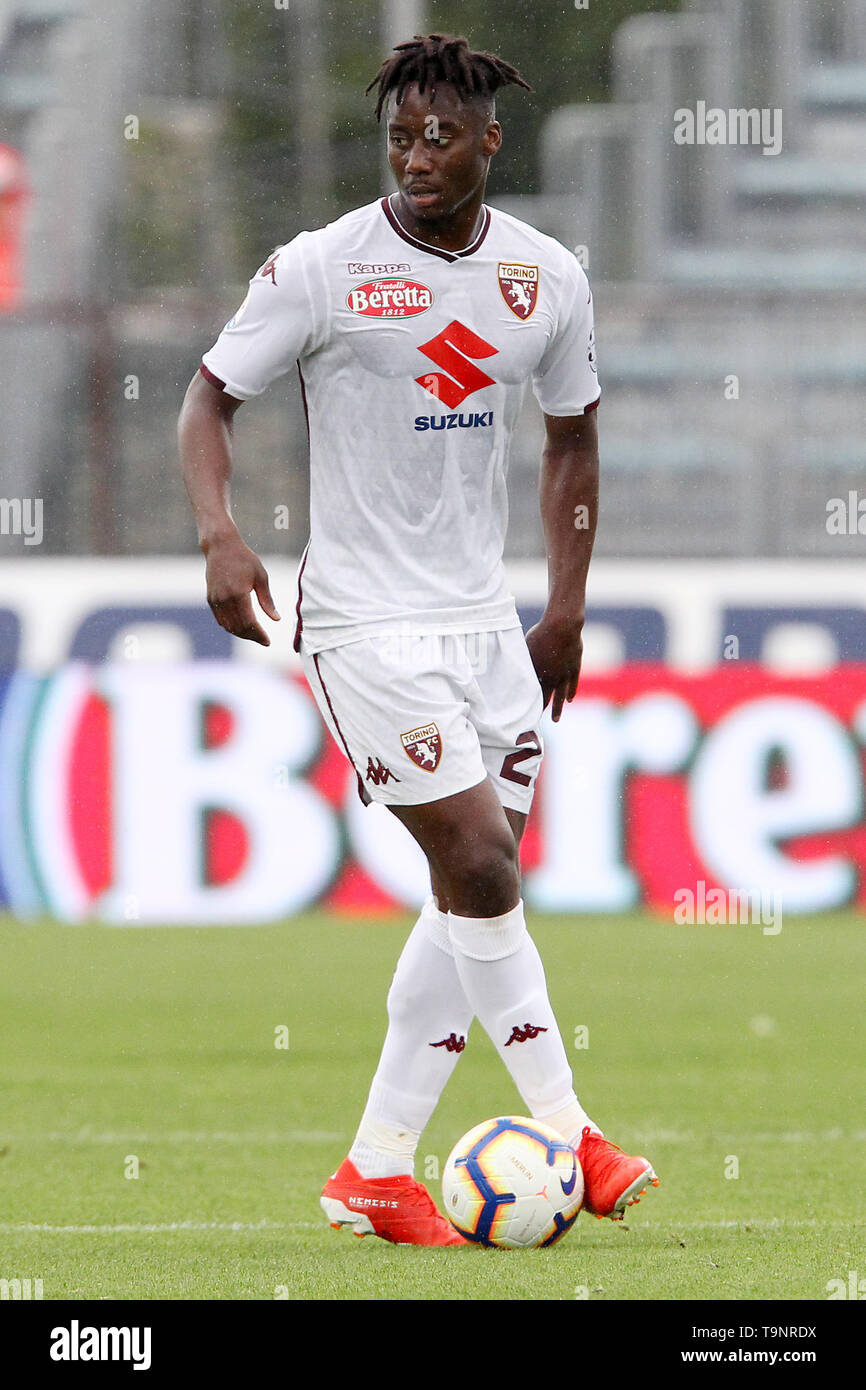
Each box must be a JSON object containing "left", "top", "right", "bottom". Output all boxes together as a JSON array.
[{"left": 500, "top": 730, "right": 542, "bottom": 787}]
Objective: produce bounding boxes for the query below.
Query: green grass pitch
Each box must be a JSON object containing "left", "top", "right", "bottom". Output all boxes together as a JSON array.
[{"left": 0, "top": 909, "right": 863, "bottom": 1302}]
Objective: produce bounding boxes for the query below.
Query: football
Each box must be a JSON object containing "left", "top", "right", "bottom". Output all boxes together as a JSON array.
[{"left": 442, "top": 1115, "right": 584, "bottom": 1248}]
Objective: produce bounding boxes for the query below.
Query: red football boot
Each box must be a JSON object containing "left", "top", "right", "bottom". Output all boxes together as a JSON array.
[
  {"left": 320, "top": 1158, "right": 468, "bottom": 1246},
  {"left": 577, "top": 1126, "right": 660, "bottom": 1220}
]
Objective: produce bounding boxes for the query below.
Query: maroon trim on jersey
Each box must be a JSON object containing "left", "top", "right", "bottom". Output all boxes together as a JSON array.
[
  {"left": 292, "top": 363, "right": 312, "bottom": 654},
  {"left": 312, "top": 653, "right": 372, "bottom": 806},
  {"left": 380, "top": 196, "right": 491, "bottom": 264},
  {"left": 583, "top": 393, "right": 601, "bottom": 414},
  {"left": 297, "top": 360, "right": 310, "bottom": 441},
  {"left": 293, "top": 541, "right": 310, "bottom": 654},
  {"left": 199, "top": 362, "right": 226, "bottom": 391}
]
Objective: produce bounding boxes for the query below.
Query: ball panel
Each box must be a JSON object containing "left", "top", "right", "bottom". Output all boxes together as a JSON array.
[
  {"left": 441, "top": 1115, "right": 584, "bottom": 1249},
  {"left": 538, "top": 1204, "right": 582, "bottom": 1248}
]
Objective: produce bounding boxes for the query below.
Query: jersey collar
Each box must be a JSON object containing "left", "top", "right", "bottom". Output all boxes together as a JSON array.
[{"left": 380, "top": 195, "right": 491, "bottom": 263}]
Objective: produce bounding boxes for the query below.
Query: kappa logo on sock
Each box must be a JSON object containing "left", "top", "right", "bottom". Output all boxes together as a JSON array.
[
  {"left": 504, "top": 1022, "right": 549, "bottom": 1046},
  {"left": 429, "top": 1033, "right": 466, "bottom": 1053}
]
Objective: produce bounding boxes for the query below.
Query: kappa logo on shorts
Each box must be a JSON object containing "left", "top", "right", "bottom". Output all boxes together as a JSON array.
[
  {"left": 400, "top": 723, "right": 442, "bottom": 772},
  {"left": 366, "top": 757, "right": 400, "bottom": 786},
  {"left": 498, "top": 262, "right": 539, "bottom": 320}
]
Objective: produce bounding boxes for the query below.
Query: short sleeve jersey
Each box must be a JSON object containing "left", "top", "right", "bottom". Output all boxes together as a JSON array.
[{"left": 202, "top": 197, "right": 600, "bottom": 653}]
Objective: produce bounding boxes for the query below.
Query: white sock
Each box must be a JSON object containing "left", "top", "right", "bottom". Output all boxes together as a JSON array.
[
  {"left": 448, "top": 900, "right": 596, "bottom": 1139},
  {"left": 542, "top": 1099, "right": 602, "bottom": 1150},
  {"left": 349, "top": 897, "right": 474, "bottom": 1178}
]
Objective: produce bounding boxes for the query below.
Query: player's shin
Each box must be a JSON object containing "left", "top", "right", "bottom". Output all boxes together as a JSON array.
[
  {"left": 447, "top": 901, "right": 598, "bottom": 1147},
  {"left": 348, "top": 896, "right": 474, "bottom": 1179}
]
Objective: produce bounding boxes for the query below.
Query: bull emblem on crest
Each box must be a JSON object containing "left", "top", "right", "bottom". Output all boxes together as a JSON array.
[
  {"left": 401, "top": 723, "right": 442, "bottom": 772},
  {"left": 498, "top": 262, "right": 539, "bottom": 320}
]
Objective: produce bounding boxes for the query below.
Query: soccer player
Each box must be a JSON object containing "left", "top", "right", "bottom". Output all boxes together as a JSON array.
[{"left": 178, "top": 33, "right": 658, "bottom": 1246}]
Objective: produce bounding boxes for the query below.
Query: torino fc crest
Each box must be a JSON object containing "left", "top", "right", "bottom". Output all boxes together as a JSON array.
[
  {"left": 498, "top": 263, "right": 539, "bottom": 320},
  {"left": 401, "top": 723, "right": 442, "bottom": 772}
]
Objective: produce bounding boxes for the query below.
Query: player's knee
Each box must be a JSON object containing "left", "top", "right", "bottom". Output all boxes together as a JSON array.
[{"left": 447, "top": 832, "right": 520, "bottom": 915}]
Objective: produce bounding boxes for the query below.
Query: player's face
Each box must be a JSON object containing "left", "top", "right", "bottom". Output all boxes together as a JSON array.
[{"left": 386, "top": 83, "right": 502, "bottom": 225}]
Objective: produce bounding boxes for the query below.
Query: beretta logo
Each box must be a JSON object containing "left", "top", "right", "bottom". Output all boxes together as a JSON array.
[{"left": 347, "top": 278, "right": 433, "bottom": 318}]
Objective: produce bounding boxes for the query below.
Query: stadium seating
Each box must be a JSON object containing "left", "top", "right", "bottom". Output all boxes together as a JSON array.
[{"left": 2, "top": 0, "right": 865, "bottom": 563}]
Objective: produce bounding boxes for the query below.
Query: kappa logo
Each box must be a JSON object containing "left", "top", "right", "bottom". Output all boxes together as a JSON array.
[
  {"left": 430, "top": 1033, "right": 466, "bottom": 1054},
  {"left": 498, "top": 263, "right": 539, "bottom": 320},
  {"left": 504, "top": 1022, "right": 549, "bottom": 1046},
  {"left": 347, "top": 278, "right": 433, "bottom": 318},
  {"left": 401, "top": 723, "right": 442, "bottom": 772},
  {"left": 347, "top": 261, "right": 411, "bottom": 275},
  {"left": 259, "top": 253, "right": 279, "bottom": 285},
  {"left": 415, "top": 320, "right": 498, "bottom": 408},
  {"left": 366, "top": 757, "right": 400, "bottom": 786}
]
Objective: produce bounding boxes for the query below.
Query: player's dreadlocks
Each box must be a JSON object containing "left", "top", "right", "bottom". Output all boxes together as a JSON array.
[{"left": 367, "top": 33, "right": 532, "bottom": 122}]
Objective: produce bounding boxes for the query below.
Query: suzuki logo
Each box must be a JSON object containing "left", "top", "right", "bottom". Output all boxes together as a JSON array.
[{"left": 415, "top": 320, "right": 498, "bottom": 408}]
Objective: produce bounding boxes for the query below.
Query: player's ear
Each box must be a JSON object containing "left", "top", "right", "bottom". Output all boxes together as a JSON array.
[{"left": 482, "top": 121, "right": 502, "bottom": 158}]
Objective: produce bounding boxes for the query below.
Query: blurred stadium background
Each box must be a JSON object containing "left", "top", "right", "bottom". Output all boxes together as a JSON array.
[
  {"left": 2, "top": 0, "right": 866, "bottom": 1312},
  {"left": 1, "top": 0, "right": 865, "bottom": 925}
]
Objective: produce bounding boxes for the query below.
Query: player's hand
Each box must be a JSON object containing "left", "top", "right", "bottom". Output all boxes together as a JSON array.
[
  {"left": 203, "top": 532, "right": 280, "bottom": 646},
  {"left": 525, "top": 615, "right": 583, "bottom": 722}
]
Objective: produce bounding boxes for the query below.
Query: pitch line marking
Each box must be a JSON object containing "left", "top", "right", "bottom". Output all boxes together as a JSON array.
[
  {"left": 643, "top": 1219, "right": 863, "bottom": 1231},
  {"left": 2, "top": 1218, "right": 860, "bottom": 1237},
  {"left": 11, "top": 1128, "right": 864, "bottom": 1146},
  {"left": 15, "top": 1129, "right": 345, "bottom": 1145},
  {"left": 0, "top": 1220, "right": 320, "bottom": 1234},
  {"left": 630, "top": 1129, "right": 866, "bottom": 1145}
]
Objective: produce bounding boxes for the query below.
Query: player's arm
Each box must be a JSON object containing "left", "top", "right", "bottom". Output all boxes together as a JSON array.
[
  {"left": 177, "top": 369, "right": 280, "bottom": 646},
  {"left": 525, "top": 408, "right": 599, "bottom": 721}
]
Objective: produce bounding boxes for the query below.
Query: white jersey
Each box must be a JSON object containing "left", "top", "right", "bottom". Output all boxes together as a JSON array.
[{"left": 201, "top": 197, "right": 600, "bottom": 654}]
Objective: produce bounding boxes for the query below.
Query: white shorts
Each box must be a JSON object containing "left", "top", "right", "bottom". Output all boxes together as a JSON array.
[{"left": 301, "top": 627, "right": 544, "bottom": 813}]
